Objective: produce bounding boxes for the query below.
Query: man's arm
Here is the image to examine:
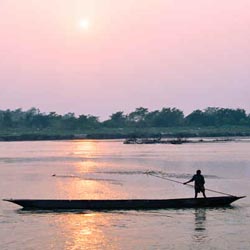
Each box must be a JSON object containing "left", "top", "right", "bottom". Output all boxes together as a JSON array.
[{"left": 183, "top": 176, "right": 194, "bottom": 185}]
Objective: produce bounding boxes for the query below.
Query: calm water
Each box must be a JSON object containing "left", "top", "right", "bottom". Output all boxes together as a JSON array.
[{"left": 0, "top": 139, "right": 250, "bottom": 250}]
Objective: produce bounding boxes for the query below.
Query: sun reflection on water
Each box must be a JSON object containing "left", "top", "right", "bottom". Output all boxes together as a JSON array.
[
  {"left": 54, "top": 138, "right": 121, "bottom": 249},
  {"left": 72, "top": 140, "right": 99, "bottom": 157},
  {"left": 55, "top": 174, "right": 116, "bottom": 199},
  {"left": 55, "top": 213, "right": 118, "bottom": 250},
  {"left": 72, "top": 140, "right": 109, "bottom": 172},
  {"left": 54, "top": 140, "right": 127, "bottom": 199}
]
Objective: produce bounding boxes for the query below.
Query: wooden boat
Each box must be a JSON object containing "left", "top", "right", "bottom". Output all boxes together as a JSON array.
[{"left": 3, "top": 196, "right": 245, "bottom": 210}]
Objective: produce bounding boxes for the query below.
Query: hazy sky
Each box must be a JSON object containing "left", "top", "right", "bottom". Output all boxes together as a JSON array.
[{"left": 1, "top": 0, "right": 250, "bottom": 119}]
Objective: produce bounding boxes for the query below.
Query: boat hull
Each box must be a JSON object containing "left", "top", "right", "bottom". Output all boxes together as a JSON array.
[{"left": 3, "top": 196, "right": 245, "bottom": 210}]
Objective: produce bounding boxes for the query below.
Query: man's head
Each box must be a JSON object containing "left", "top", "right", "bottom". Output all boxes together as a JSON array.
[{"left": 196, "top": 170, "right": 201, "bottom": 175}]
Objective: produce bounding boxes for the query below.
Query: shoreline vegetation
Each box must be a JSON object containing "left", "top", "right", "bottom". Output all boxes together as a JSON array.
[
  {"left": 0, "top": 107, "right": 250, "bottom": 142},
  {"left": 1, "top": 126, "right": 250, "bottom": 142}
]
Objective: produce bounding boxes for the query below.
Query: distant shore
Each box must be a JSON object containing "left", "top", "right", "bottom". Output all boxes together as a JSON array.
[{"left": 1, "top": 126, "right": 250, "bottom": 141}]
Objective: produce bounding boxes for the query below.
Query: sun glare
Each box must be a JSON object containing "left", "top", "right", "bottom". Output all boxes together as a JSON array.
[{"left": 79, "top": 19, "right": 90, "bottom": 30}]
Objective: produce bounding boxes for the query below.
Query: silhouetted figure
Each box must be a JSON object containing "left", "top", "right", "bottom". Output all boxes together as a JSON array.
[{"left": 184, "top": 170, "right": 206, "bottom": 198}]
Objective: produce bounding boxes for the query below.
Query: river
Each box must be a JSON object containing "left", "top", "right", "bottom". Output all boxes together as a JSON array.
[{"left": 0, "top": 139, "right": 250, "bottom": 249}]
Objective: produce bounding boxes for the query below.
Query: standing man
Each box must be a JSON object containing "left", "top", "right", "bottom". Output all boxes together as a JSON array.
[{"left": 184, "top": 170, "right": 206, "bottom": 198}]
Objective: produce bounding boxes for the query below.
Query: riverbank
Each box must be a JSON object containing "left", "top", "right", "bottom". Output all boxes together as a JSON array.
[{"left": 0, "top": 126, "right": 250, "bottom": 141}]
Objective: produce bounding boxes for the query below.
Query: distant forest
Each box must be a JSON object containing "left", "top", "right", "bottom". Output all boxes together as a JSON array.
[{"left": 0, "top": 107, "right": 249, "bottom": 130}]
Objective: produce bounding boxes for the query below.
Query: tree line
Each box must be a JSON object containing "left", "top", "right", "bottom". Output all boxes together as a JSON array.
[{"left": 0, "top": 107, "right": 249, "bottom": 130}]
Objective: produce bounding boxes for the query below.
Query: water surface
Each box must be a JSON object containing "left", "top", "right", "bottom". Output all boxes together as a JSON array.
[{"left": 0, "top": 140, "right": 249, "bottom": 249}]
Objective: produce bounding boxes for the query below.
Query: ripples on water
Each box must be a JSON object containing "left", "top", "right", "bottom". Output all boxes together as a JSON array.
[{"left": 0, "top": 140, "right": 250, "bottom": 250}]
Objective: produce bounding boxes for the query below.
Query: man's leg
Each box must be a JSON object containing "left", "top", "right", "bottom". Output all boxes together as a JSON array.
[{"left": 202, "top": 190, "right": 206, "bottom": 198}]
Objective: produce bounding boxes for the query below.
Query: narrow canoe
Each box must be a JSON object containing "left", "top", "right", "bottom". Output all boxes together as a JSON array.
[{"left": 3, "top": 196, "right": 245, "bottom": 210}]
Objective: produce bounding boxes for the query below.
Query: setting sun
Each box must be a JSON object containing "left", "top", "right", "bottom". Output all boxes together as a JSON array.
[{"left": 79, "top": 18, "right": 90, "bottom": 30}]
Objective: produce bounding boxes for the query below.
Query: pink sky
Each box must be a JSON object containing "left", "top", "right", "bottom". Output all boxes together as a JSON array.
[{"left": 1, "top": 0, "right": 250, "bottom": 119}]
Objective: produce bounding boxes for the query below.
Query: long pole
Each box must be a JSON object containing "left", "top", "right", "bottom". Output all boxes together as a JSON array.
[{"left": 145, "top": 171, "right": 235, "bottom": 197}]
